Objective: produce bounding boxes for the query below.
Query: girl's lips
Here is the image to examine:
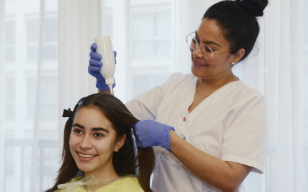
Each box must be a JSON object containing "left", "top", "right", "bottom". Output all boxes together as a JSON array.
[
  {"left": 77, "top": 152, "right": 98, "bottom": 162},
  {"left": 193, "top": 60, "right": 208, "bottom": 68}
]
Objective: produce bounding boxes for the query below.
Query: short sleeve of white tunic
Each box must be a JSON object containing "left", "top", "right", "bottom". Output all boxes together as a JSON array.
[{"left": 126, "top": 72, "right": 267, "bottom": 192}]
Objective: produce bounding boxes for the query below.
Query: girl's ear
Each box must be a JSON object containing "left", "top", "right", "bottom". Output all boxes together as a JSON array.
[{"left": 114, "top": 134, "right": 126, "bottom": 152}]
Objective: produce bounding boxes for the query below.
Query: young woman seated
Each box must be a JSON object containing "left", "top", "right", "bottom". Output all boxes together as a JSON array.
[{"left": 46, "top": 93, "right": 155, "bottom": 192}]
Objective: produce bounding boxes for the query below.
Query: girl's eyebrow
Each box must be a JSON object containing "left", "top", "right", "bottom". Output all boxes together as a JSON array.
[
  {"left": 73, "top": 123, "right": 109, "bottom": 133},
  {"left": 195, "top": 31, "right": 221, "bottom": 47},
  {"left": 92, "top": 128, "right": 109, "bottom": 133}
]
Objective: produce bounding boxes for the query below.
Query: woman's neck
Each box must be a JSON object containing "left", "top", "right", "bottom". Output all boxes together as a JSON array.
[{"left": 198, "top": 73, "right": 238, "bottom": 94}]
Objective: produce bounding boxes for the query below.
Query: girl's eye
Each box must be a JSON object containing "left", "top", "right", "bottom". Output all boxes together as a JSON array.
[
  {"left": 73, "top": 129, "right": 82, "bottom": 134},
  {"left": 94, "top": 133, "right": 104, "bottom": 138}
]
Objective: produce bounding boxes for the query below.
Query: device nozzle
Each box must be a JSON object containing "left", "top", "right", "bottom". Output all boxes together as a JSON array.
[{"left": 109, "top": 84, "right": 113, "bottom": 95}]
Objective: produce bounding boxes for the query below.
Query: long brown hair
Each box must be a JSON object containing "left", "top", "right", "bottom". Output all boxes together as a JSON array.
[{"left": 46, "top": 93, "right": 155, "bottom": 192}]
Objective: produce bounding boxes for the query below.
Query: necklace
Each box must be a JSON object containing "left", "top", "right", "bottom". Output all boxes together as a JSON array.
[{"left": 195, "top": 87, "right": 210, "bottom": 101}]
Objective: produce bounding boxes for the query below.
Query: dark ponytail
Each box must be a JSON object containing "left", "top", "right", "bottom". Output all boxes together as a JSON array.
[
  {"left": 46, "top": 93, "right": 155, "bottom": 192},
  {"left": 203, "top": 0, "right": 268, "bottom": 62},
  {"left": 137, "top": 147, "right": 155, "bottom": 192}
]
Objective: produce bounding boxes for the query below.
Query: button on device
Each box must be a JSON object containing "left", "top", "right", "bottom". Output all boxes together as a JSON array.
[{"left": 183, "top": 117, "right": 186, "bottom": 122}]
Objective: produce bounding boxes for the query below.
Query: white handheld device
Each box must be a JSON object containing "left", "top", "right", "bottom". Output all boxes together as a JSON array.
[{"left": 95, "top": 36, "right": 115, "bottom": 94}]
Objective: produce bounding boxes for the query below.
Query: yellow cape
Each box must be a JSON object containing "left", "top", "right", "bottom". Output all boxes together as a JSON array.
[{"left": 56, "top": 176, "right": 144, "bottom": 192}]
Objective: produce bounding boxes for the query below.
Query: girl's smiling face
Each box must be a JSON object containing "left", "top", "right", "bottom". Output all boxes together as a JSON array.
[{"left": 69, "top": 107, "right": 124, "bottom": 177}]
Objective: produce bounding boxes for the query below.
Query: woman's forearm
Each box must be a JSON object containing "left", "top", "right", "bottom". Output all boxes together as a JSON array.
[{"left": 169, "top": 130, "right": 252, "bottom": 192}]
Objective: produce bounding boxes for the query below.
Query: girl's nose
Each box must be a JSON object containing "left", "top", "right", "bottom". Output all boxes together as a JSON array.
[{"left": 79, "top": 135, "right": 92, "bottom": 149}]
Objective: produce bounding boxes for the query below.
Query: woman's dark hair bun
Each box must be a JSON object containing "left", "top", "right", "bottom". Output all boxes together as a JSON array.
[{"left": 236, "top": 0, "right": 268, "bottom": 17}]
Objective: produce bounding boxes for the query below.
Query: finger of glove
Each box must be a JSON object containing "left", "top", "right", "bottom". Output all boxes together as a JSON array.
[
  {"left": 113, "top": 51, "right": 117, "bottom": 64},
  {"left": 97, "top": 80, "right": 116, "bottom": 90},
  {"left": 134, "top": 133, "right": 151, "bottom": 148},
  {"left": 114, "top": 51, "right": 117, "bottom": 58},
  {"left": 133, "top": 121, "right": 154, "bottom": 146},
  {"left": 133, "top": 122, "right": 147, "bottom": 140},
  {"left": 149, "top": 122, "right": 158, "bottom": 146},
  {"left": 88, "top": 65, "right": 101, "bottom": 75},
  {"left": 90, "top": 50, "right": 102, "bottom": 61},
  {"left": 89, "top": 58, "right": 102, "bottom": 68},
  {"left": 135, "top": 139, "right": 148, "bottom": 148},
  {"left": 132, "top": 121, "right": 141, "bottom": 138},
  {"left": 96, "top": 72, "right": 106, "bottom": 80},
  {"left": 90, "top": 43, "right": 97, "bottom": 51}
]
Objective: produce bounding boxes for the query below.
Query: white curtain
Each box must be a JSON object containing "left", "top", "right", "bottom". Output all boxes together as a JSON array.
[
  {"left": 0, "top": 0, "right": 6, "bottom": 190},
  {"left": 1, "top": 0, "right": 60, "bottom": 191},
  {"left": 1, "top": 0, "right": 307, "bottom": 191},
  {"left": 58, "top": 0, "right": 99, "bottom": 152}
]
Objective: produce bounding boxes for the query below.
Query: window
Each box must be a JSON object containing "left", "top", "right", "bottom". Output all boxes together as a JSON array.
[
  {"left": 131, "top": 71, "right": 170, "bottom": 99},
  {"left": 43, "top": 17, "right": 58, "bottom": 60},
  {"left": 3, "top": 1, "right": 59, "bottom": 191},
  {"left": 304, "top": 1, "right": 308, "bottom": 141},
  {"left": 26, "top": 18, "right": 39, "bottom": 61},
  {"left": 26, "top": 76, "right": 36, "bottom": 119},
  {"left": 103, "top": 14, "right": 113, "bottom": 37},
  {"left": 129, "top": 5, "right": 172, "bottom": 100},
  {"left": 305, "top": 5, "right": 308, "bottom": 45},
  {"left": 5, "top": 76, "right": 15, "bottom": 120},
  {"left": 39, "top": 76, "right": 58, "bottom": 121},
  {"left": 132, "top": 12, "right": 171, "bottom": 58},
  {"left": 26, "top": 16, "right": 58, "bottom": 62},
  {"left": 5, "top": 19, "right": 15, "bottom": 62},
  {"left": 26, "top": 75, "right": 58, "bottom": 121},
  {"left": 4, "top": 147, "right": 15, "bottom": 177}
]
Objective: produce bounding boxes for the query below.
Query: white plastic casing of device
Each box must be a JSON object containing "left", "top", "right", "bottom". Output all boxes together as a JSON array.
[{"left": 95, "top": 36, "right": 115, "bottom": 94}]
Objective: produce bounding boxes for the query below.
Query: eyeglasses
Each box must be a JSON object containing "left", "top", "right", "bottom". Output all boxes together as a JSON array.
[{"left": 185, "top": 32, "right": 232, "bottom": 59}]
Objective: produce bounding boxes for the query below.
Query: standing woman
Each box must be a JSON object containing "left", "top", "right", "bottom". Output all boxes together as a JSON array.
[{"left": 89, "top": 0, "right": 268, "bottom": 191}]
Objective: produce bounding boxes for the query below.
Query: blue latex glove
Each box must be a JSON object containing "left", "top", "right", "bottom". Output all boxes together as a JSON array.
[
  {"left": 88, "top": 43, "right": 117, "bottom": 90},
  {"left": 132, "top": 120, "right": 175, "bottom": 152}
]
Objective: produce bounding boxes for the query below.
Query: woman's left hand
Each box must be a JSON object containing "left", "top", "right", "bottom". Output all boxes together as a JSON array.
[{"left": 132, "top": 120, "right": 175, "bottom": 152}]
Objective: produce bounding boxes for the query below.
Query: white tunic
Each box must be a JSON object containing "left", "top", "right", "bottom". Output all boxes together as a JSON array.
[{"left": 126, "top": 72, "right": 266, "bottom": 192}]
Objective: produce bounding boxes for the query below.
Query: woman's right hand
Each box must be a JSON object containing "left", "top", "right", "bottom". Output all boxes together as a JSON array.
[
  {"left": 88, "top": 43, "right": 117, "bottom": 90},
  {"left": 133, "top": 120, "right": 175, "bottom": 153}
]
